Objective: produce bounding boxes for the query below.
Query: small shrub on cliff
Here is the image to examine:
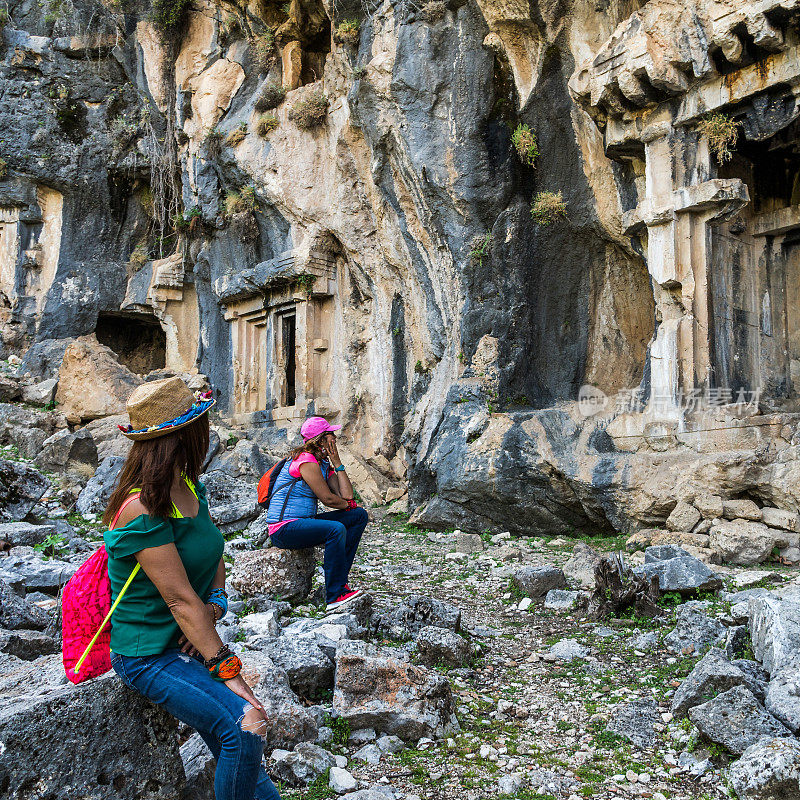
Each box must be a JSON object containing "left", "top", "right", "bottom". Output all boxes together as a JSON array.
[
  {"left": 530, "top": 191, "right": 567, "bottom": 225},
  {"left": 225, "top": 122, "right": 248, "bottom": 148},
  {"left": 469, "top": 232, "right": 493, "bottom": 267},
  {"left": 0, "top": 158, "right": 7, "bottom": 179},
  {"left": 352, "top": 66, "right": 367, "bottom": 81},
  {"left": 255, "top": 82, "right": 286, "bottom": 112},
  {"left": 699, "top": 113, "right": 739, "bottom": 163},
  {"left": 0, "top": 9, "right": 9, "bottom": 29},
  {"left": 173, "top": 206, "right": 201, "bottom": 233},
  {"left": 205, "top": 126, "right": 223, "bottom": 159},
  {"left": 421, "top": 0, "right": 446, "bottom": 24},
  {"left": 256, "top": 113, "right": 279, "bottom": 137},
  {"left": 288, "top": 90, "right": 328, "bottom": 130},
  {"left": 128, "top": 242, "right": 150, "bottom": 270},
  {"left": 335, "top": 19, "right": 360, "bottom": 46},
  {"left": 224, "top": 186, "right": 257, "bottom": 216},
  {"left": 250, "top": 31, "right": 276, "bottom": 71},
  {"left": 149, "top": 0, "right": 190, "bottom": 35},
  {"left": 511, "top": 123, "right": 538, "bottom": 167}
]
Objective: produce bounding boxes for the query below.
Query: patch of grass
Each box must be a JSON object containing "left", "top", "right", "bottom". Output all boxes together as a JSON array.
[
  {"left": 511, "top": 123, "right": 538, "bottom": 167},
  {"left": 699, "top": 113, "right": 739, "bottom": 163},
  {"left": 255, "top": 82, "right": 286, "bottom": 112},
  {"left": 224, "top": 186, "right": 257, "bottom": 216},
  {"left": 288, "top": 90, "right": 328, "bottom": 130},
  {"left": 421, "top": 0, "right": 446, "bottom": 23},
  {"left": 255, "top": 113, "right": 279, "bottom": 137},
  {"left": 324, "top": 714, "right": 350, "bottom": 745},
  {"left": 469, "top": 231, "right": 493, "bottom": 267},
  {"left": 225, "top": 122, "right": 248, "bottom": 147},
  {"left": 530, "top": 190, "right": 567, "bottom": 225},
  {"left": 335, "top": 18, "right": 360, "bottom": 45},
  {"left": 251, "top": 31, "right": 276, "bottom": 71}
]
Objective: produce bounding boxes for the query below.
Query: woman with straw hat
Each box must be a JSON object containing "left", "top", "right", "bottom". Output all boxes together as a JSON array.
[{"left": 104, "top": 377, "right": 280, "bottom": 800}]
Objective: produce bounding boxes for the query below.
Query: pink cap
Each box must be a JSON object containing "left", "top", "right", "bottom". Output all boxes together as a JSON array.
[{"left": 300, "top": 416, "right": 341, "bottom": 441}]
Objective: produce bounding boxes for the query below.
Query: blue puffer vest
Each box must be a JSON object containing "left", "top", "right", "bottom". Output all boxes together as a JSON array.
[{"left": 266, "top": 457, "right": 330, "bottom": 523}]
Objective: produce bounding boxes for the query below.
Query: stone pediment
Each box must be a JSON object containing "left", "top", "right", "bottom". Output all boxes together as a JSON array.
[
  {"left": 213, "top": 249, "right": 336, "bottom": 304},
  {"left": 570, "top": 0, "right": 800, "bottom": 121}
]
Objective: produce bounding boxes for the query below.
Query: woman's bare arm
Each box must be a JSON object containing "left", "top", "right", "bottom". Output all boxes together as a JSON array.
[{"left": 300, "top": 462, "right": 350, "bottom": 509}]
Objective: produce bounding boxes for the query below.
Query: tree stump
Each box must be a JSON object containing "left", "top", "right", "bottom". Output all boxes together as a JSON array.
[{"left": 587, "top": 553, "right": 662, "bottom": 620}]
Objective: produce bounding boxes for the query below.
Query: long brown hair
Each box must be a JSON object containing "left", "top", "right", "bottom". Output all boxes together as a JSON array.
[
  {"left": 290, "top": 432, "right": 329, "bottom": 462},
  {"left": 103, "top": 414, "right": 210, "bottom": 526}
]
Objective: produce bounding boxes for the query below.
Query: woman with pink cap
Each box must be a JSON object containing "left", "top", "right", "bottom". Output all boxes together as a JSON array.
[{"left": 266, "top": 416, "right": 368, "bottom": 611}]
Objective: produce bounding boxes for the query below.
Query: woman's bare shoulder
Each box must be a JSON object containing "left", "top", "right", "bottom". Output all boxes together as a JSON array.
[{"left": 115, "top": 496, "right": 150, "bottom": 528}]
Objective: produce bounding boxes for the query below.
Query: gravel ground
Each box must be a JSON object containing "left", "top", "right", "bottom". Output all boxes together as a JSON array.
[{"left": 275, "top": 509, "right": 800, "bottom": 800}]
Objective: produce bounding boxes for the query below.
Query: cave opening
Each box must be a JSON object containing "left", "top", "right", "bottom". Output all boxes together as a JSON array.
[{"left": 95, "top": 311, "right": 166, "bottom": 375}]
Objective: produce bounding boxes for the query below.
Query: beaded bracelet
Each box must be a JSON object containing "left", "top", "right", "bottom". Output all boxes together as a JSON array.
[
  {"left": 206, "top": 588, "right": 228, "bottom": 618},
  {"left": 208, "top": 654, "right": 242, "bottom": 681}
]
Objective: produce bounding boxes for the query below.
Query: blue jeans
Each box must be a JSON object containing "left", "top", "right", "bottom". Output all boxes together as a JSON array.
[
  {"left": 111, "top": 650, "right": 280, "bottom": 800},
  {"left": 271, "top": 508, "right": 368, "bottom": 602}
]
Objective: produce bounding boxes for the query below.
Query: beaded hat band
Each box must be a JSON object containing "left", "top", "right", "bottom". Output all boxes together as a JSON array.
[{"left": 118, "top": 376, "right": 215, "bottom": 441}]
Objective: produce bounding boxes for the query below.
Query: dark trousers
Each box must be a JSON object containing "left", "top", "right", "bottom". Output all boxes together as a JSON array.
[{"left": 270, "top": 508, "right": 368, "bottom": 602}]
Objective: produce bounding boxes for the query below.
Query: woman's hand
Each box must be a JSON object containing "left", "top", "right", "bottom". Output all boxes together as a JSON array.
[
  {"left": 225, "top": 674, "right": 265, "bottom": 713},
  {"left": 324, "top": 434, "right": 342, "bottom": 467}
]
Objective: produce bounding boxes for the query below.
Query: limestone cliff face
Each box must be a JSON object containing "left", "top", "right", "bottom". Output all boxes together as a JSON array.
[
  {"left": 0, "top": 0, "right": 658, "bottom": 513},
  {"left": 8, "top": 0, "right": 799, "bottom": 534}
]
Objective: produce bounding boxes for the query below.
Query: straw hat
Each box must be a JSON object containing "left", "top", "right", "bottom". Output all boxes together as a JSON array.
[{"left": 117, "top": 376, "right": 216, "bottom": 441}]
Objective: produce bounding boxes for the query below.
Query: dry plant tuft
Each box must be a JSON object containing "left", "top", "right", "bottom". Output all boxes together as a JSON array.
[
  {"left": 288, "top": 90, "right": 328, "bottom": 130},
  {"left": 699, "top": 113, "right": 739, "bottom": 163},
  {"left": 530, "top": 191, "right": 567, "bottom": 225}
]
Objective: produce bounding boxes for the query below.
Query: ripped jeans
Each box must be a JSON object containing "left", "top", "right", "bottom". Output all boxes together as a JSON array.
[{"left": 111, "top": 650, "right": 280, "bottom": 800}]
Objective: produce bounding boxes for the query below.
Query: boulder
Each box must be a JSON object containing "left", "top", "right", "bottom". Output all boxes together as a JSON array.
[
  {"left": 21, "top": 377, "right": 58, "bottom": 406},
  {"left": 270, "top": 743, "right": 336, "bottom": 787},
  {"left": 21, "top": 337, "right": 72, "bottom": 381},
  {"left": 764, "top": 667, "right": 800, "bottom": 734},
  {"left": 76, "top": 455, "right": 125, "bottom": 516},
  {"left": 333, "top": 641, "right": 457, "bottom": 741},
  {"left": 0, "top": 578, "right": 51, "bottom": 630},
  {"left": 710, "top": 521, "right": 778, "bottom": 565},
  {"left": 728, "top": 737, "right": 800, "bottom": 800},
  {"left": 670, "top": 648, "right": 750, "bottom": 717},
  {"left": 663, "top": 602, "right": 726, "bottom": 655},
  {"left": 666, "top": 501, "right": 701, "bottom": 532},
  {"left": 329, "top": 766, "right": 358, "bottom": 794},
  {"left": 722, "top": 499, "right": 762, "bottom": 521},
  {"left": 415, "top": 626, "right": 471, "bottom": 667},
  {"left": 242, "top": 653, "right": 319, "bottom": 750},
  {"left": 258, "top": 637, "right": 334, "bottom": 699},
  {"left": 82, "top": 415, "right": 132, "bottom": 460},
  {"left": 245, "top": 512, "right": 272, "bottom": 547},
  {"left": 55, "top": 335, "right": 143, "bottom": 422},
  {"left": 760, "top": 507, "right": 800, "bottom": 532},
  {"left": 35, "top": 428, "right": 98, "bottom": 478},
  {"left": 688, "top": 685, "right": 791, "bottom": 755},
  {"left": 0, "top": 374, "right": 21, "bottom": 402},
  {"left": 373, "top": 595, "right": 461, "bottom": 639},
  {"left": 562, "top": 543, "right": 603, "bottom": 589},
  {"left": 748, "top": 595, "right": 800, "bottom": 675},
  {"left": 543, "top": 589, "right": 580, "bottom": 611},
  {"left": 0, "top": 663, "right": 184, "bottom": 799},
  {"left": 732, "top": 659, "right": 770, "bottom": 702},
  {"left": 651, "top": 531, "right": 712, "bottom": 550},
  {"left": 695, "top": 493, "right": 724, "bottom": 520},
  {"left": 0, "top": 553, "right": 77, "bottom": 593},
  {"left": 455, "top": 532, "right": 485, "bottom": 554},
  {"left": 201, "top": 470, "right": 259, "bottom": 532},
  {"left": 180, "top": 732, "right": 215, "bottom": 800},
  {"left": 0, "top": 521, "right": 57, "bottom": 547},
  {"left": 548, "top": 638, "right": 588, "bottom": 661},
  {"left": 0, "top": 459, "right": 51, "bottom": 521},
  {"left": 230, "top": 548, "right": 316, "bottom": 602},
  {"left": 606, "top": 698, "right": 659, "bottom": 749},
  {"left": 634, "top": 546, "right": 722, "bottom": 595},
  {"left": 0, "top": 629, "right": 59, "bottom": 660},
  {"left": 206, "top": 439, "right": 273, "bottom": 481},
  {"left": 512, "top": 566, "right": 566, "bottom": 598}
]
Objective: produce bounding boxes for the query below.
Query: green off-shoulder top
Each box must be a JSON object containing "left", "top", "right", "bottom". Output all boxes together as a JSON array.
[{"left": 103, "top": 480, "right": 225, "bottom": 657}]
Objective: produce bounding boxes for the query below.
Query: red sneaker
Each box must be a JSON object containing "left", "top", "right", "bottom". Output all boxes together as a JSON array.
[{"left": 326, "top": 589, "right": 362, "bottom": 612}]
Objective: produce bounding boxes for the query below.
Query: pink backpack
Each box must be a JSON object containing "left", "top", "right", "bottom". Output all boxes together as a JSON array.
[{"left": 61, "top": 494, "right": 141, "bottom": 684}]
